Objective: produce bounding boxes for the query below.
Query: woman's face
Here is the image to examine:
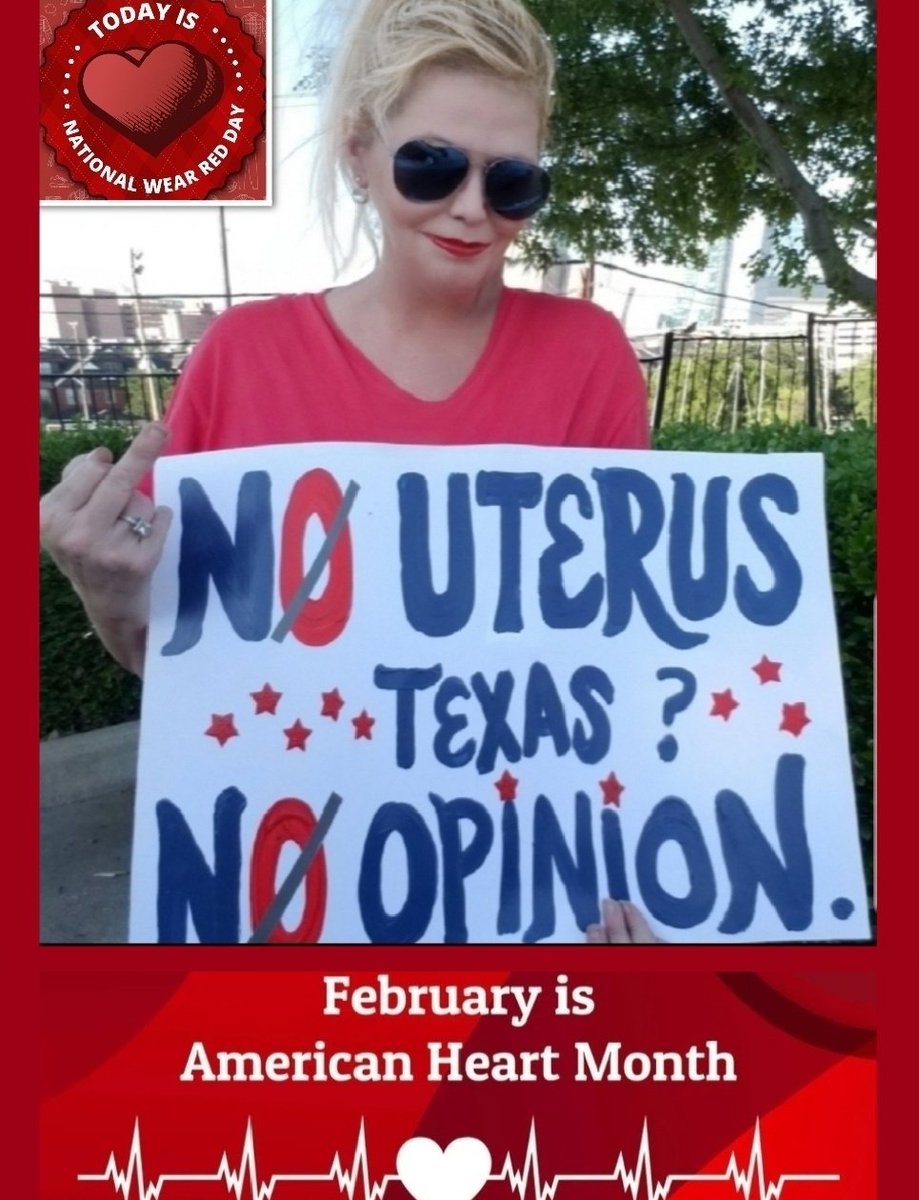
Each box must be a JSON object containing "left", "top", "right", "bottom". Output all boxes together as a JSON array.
[{"left": 349, "top": 67, "right": 543, "bottom": 298}]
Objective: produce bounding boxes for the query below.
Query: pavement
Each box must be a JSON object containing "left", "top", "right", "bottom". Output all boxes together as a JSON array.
[{"left": 40, "top": 721, "right": 139, "bottom": 943}]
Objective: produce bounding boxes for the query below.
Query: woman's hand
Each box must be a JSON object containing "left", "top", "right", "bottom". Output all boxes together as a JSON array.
[
  {"left": 586, "top": 899, "right": 665, "bottom": 944},
  {"left": 40, "top": 423, "right": 173, "bottom": 676}
]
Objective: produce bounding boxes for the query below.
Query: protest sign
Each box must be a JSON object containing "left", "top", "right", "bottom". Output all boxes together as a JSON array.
[{"left": 129, "top": 442, "right": 870, "bottom": 943}]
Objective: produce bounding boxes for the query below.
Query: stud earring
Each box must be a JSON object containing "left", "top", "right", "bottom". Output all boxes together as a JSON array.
[{"left": 351, "top": 178, "right": 369, "bottom": 204}]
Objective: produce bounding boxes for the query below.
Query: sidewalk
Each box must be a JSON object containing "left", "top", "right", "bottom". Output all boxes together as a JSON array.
[{"left": 40, "top": 721, "right": 138, "bottom": 943}]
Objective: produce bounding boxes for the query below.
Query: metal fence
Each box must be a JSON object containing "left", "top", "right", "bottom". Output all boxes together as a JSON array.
[
  {"left": 40, "top": 367, "right": 177, "bottom": 428},
  {"left": 39, "top": 288, "right": 231, "bottom": 429},
  {"left": 40, "top": 297, "right": 876, "bottom": 432},
  {"left": 641, "top": 315, "right": 876, "bottom": 431}
]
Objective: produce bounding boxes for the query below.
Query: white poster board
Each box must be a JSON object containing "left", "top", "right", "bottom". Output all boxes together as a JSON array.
[{"left": 129, "top": 443, "right": 871, "bottom": 943}]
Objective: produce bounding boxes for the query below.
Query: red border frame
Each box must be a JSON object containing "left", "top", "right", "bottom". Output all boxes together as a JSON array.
[{"left": 27, "top": 2, "right": 892, "bottom": 1195}]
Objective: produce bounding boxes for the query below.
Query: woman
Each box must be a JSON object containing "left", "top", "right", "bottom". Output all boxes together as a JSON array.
[{"left": 40, "top": 0, "right": 657, "bottom": 943}]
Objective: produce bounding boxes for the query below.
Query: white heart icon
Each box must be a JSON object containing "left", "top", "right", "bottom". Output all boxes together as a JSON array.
[{"left": 396, "top": 1136, "right": 492, "bottom": 1200}]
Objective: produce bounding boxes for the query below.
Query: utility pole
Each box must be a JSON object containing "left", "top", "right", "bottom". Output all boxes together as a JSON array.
[
  {"left": 68, "top": 320, "right": 90, "bottom": 422},
  {"left": 579, "top": 260, "right": 596, "bottom": 301},
  {"left": 130, "top": 248, "right": 161, "bottom": 421},
  {"left": 620, "top": 286, "right": 636, "bottom": 332},
  {"left": 218, "top": 208, "right": 232, "bottom": 308}
]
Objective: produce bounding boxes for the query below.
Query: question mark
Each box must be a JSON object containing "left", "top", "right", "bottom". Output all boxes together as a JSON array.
[{"left": 656, "top": 667, "right": 697, "bottom": 761}]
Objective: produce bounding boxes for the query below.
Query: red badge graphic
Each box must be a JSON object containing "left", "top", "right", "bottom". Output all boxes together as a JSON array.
[{"left": 39, "top": 1, "right": 267, "bottom": 201}]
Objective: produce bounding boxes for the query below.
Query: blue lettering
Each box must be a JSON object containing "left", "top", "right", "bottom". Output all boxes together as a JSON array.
[
  {"left": 669, "top": 473, "right": 730, "bottom": 620},
  {"left": 635, "top": 797, "right": 717, "bottom": 928},
  {"left": 162, "top": 473, "right": 273, "bottom": 655},
  {"left": 539, "top": 474, "right": 604, "bottom": 629},
  {"left": 717, "top": 754, "right": 813, "bottom": 933},
  {"left": 471, "top": 670, "right": 521, "bottom": 774},
  {"left": 569, "top": 665, "right": 614, "bottom": 764},
  {"left": 522, "top": 660, "right": 571, "bottom": 759},
  {"left": 497, "top": 800, "right": 521, "bottom": 934},
  {"left": 373, "top": 664, "right": 442, "bottom": 768},
  {"left": 155, "top": 788, "right": 245, "bottom": 943},
  {"left": 524, "top": 792, "right": 599, "bottom": 942},
  {"left": 358, "top": 803, "right": 437, "bottom": 943},
  {"left": 429, "top": 795, "right": 494, "bottom": 943},
  {"left": 433, "top": 675, "right": 476, "bottom": 768},
  {"left": 475, "top": 471, "right": 543, "bottom": 632},
  {"left": 591, "top": 467, "right": 704, "bottom": 649},
  {"left": 399, "top": 472, "right": 474, "bottom": 636},
  {"left": 735, "top": 474, "right": 803, "bottom": 625},
  {"left": 600, "top": 807, "right": 631, "bottom": 901}
]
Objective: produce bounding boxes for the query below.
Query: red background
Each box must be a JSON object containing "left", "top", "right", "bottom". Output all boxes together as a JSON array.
[
  {"left": 23, "top": 2, "right": 895, "bottom": 1196},
  {"left": 41, "top": 967, "right": 875, "bottom": 1199}
]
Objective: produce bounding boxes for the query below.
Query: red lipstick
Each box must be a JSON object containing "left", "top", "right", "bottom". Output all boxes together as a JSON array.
[{"left": 425, "top": 235, "right": 490, "bottom": 258}]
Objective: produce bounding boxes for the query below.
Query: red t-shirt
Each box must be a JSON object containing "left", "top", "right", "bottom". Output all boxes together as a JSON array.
[{"left": 159, "top": 288, "right": 650, "bottom": 455}]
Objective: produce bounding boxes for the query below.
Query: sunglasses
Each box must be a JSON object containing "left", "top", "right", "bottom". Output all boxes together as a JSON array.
[{"left": 391, "top": 139, "right": 550, "bottom": 220}]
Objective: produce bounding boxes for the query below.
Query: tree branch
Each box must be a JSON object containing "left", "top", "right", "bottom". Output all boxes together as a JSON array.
[{"left": 660, "top": 0, "right": 876, "bottom": 310}]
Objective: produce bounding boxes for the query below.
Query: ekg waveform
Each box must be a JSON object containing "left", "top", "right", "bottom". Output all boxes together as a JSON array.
[{"left": 78, "top": 1115, "right": 840, "bottom": 1200}]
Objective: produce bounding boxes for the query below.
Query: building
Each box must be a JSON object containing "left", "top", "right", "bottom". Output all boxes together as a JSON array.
[
  {"left": 39, "top": 282, "right": 223, "bottom": 424},
  {"left": 82, "top": 290, "right": 127, "bottom": 341}
]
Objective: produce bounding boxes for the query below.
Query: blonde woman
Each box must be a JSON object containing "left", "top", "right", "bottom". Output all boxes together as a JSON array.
[{"left": 41, "top": 0, "right": 654, "bottom": 941}]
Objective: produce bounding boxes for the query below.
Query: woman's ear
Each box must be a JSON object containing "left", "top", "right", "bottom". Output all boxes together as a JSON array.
[{"left": 344, "top": 120, "right": 374, "bottom": 189}]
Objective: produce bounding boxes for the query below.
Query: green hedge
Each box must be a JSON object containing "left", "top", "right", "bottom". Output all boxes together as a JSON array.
[
  {"left": 40, "top": 423, "right": 876, "bottom": 876},
  {"left": 40, "top": 426, "right": 142, "bottom": 738}
]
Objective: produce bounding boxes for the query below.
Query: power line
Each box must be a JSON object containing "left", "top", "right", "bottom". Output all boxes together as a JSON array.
[
  {"left": 41, "top": 263, "right": 873, "bottom": 320},
  {"left": 40, "top": 290, "right": 275, "bottom": 302},
  {"left": 555, "top": 258, "right": 839, "bottom": 318}
]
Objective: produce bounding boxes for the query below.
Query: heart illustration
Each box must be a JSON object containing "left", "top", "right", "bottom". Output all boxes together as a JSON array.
[
  {"left": 396, "top": 1137, "right": 492, "bottom": 1200},
  {"left": 79, "top": 41, "right": 223, "bottom": 156}
]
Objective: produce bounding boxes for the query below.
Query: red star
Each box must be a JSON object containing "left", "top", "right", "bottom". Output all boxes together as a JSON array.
[
  {"left": 321, "top": 688, "right": 345, "bottom": 720},
  {"left": 205, "top": 714, "right": 238, "bottom": 746},
  {"left": 599, "top": 772, "right": 625, "bottom": 807},
  {"left": 710, "top": 689, "right": 740, "bottom": 720},
  {"left": 495, "top": 770, "right": 518, "bottom": 801},
  {"left": 752, "top": 656, "right": 782, "bottom": 685},
  {"left": 250, "top": 682, "right": 282, "bottom": 714},
  {"left": 352, "top": 710, "right": 375, "bottom": 740},
  {"left": 780, "top": 701, "right": 812, "bottom": 737},
  {"left": 284, "top": 719, "right": 312, "bottom": 751}
]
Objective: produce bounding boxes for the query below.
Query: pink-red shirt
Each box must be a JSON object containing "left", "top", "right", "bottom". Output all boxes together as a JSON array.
[{"left": 160, "top": 288, "right": 650, "bottom": 454}]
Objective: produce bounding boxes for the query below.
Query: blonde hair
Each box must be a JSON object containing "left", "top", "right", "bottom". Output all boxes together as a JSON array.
[{"left": 315, "top": 0, "right": 555, "bottom": 271}]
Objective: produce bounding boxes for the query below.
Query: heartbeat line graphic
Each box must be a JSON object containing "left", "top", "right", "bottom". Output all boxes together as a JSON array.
[{"left": 78, "top": 1116, "right": 840, "bottom": 1200}]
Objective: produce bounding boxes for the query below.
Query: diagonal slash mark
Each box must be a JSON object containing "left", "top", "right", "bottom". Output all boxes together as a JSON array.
[
  {"left": 248, "top": 792, "right": 343, "bottom": 943},
  {"left": 271, "top": 480, "right": 360, "bottom": 642}
]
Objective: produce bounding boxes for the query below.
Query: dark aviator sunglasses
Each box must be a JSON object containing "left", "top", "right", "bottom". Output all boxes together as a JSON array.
[{"left": 391, "top": 139, "right": 550, "bottom": 220}]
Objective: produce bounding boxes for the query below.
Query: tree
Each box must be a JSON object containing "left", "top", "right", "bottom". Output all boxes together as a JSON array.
[{"left": 522, "top": 0, "right": 875, "bottom": 311}]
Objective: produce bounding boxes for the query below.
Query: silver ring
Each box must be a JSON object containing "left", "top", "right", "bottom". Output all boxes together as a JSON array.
[{"left": 120, "top": 514, "right": 153, "bottom": 540}]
